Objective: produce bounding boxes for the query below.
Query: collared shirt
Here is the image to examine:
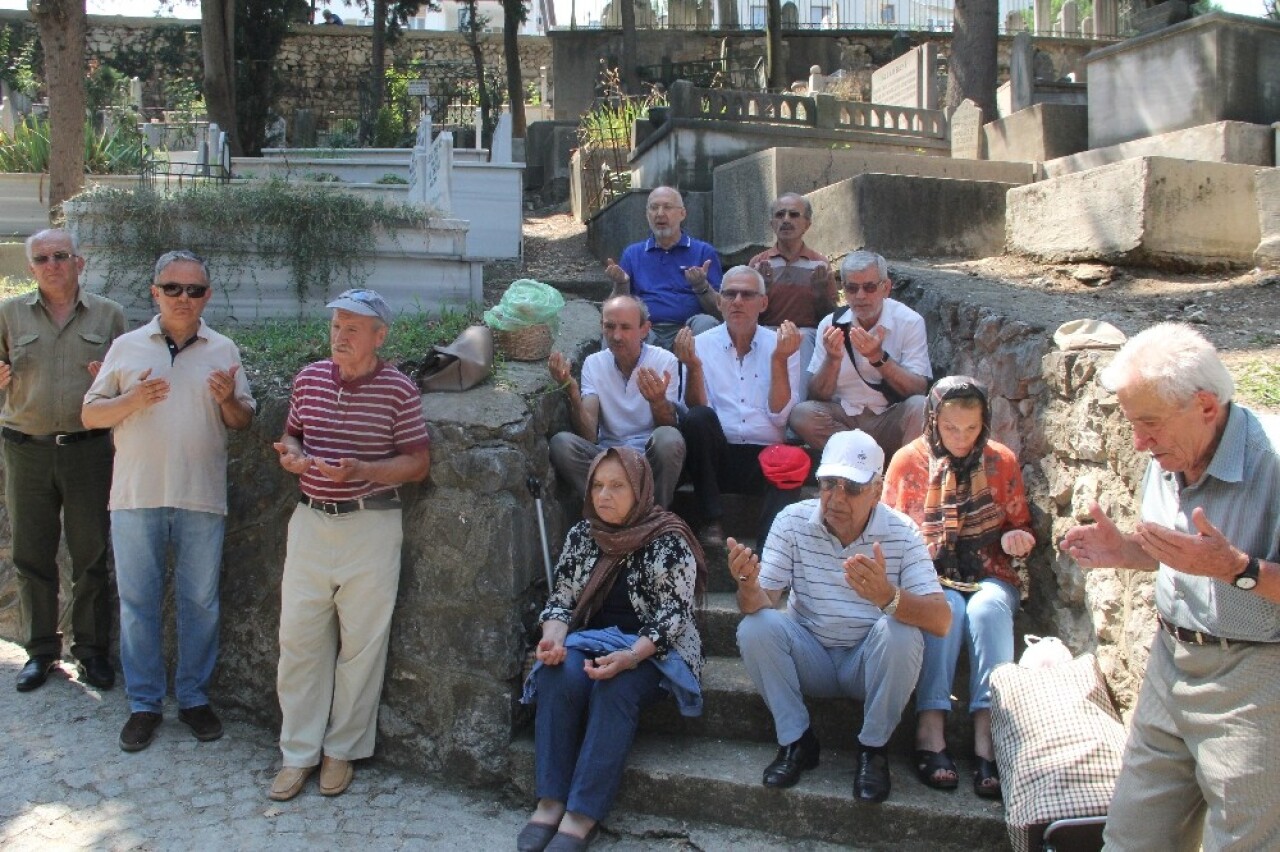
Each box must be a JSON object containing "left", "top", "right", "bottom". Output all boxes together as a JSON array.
[
  {"left": 619, "top": 232, "right": 723, "bottom": 326},
  {"left": 686, "top": 323, "right": 803, "bottom": 445},
  {"left": 750, "top": 244, "right": 834, "bottom": 329},
  {"left": 579, "top": 343, "right": 680, "bottom": 449},
  {"left": 1145, "top": 403, "right": 1280, "bottom": 642},
  {"left": 286, "top": 359, "right": 431, "bottom": 503},
  {"left": 759, "top": 499, "right": 942, "bottom": 647},
  {"left": 807, "top": 298, "right": 932, "bottom": 417},
  {"left": 0, "top": 288, "right": 125, "bottom": 435},
  {"left": 85, "top": 316, "right": 256, "bottom": 515}
]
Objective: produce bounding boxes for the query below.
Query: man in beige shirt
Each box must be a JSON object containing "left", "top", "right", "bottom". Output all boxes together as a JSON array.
[
  {"left": 83, "top": 250, "right": 255, "bottom": 753},
  {"left": 0, "top": 229, "right": 125, "bottom": 693}
]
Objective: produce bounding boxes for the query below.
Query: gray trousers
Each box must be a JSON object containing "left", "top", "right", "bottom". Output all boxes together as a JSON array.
[
  {"left": 737, "top": 607, "right": 923, "bottom": 748},
  {"left": 548, "top": 426, "right": 686, "bottom": 508},
  {"left": 1102, "top": 631, "right": 1280, "bottom": 852},
  {"left": 788, "top": 395, "right": 926, "bottom": 458}
]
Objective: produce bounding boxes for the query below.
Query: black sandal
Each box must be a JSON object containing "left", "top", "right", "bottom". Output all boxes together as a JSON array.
[
  {"left": 974, "top": 757, "right": 1001, "bottom": 799},
  {"left": 914, "top": 748, "right": 959, "bottom": 790}
]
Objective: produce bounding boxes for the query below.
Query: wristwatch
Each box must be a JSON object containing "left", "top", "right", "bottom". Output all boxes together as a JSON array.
[
  {"left": 880, "top": 586, "right": 901, "bottom": 616},
  {"left": 1233, "top": 555, "right": 1260, "bottom": 591},
  {"left": 869, "top": 352, "right": 891, "bottom": 368}
]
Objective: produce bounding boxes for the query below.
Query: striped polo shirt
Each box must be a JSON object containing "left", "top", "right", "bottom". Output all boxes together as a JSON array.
[
  {"left": 758, "top": 499, "right": 942, "bottom": 647},
  {"left": 286, "top": 359, "right": 430, "bottom": 502}
]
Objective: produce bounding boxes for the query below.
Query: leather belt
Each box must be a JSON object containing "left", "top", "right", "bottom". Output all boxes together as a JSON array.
[
  {"left": 1156, "top": 615, "right": 1255, "bottom": 649},
  {"left": 2, "top": 427, "right": 110, "bottom": 446},
  {"left": 300, "top": 491, "right": 401, "bottom": 515}
]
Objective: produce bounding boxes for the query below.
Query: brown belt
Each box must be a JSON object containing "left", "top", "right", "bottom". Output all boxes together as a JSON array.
[
  {"left": 1156, "top": 615, "right": 1256, "bottom": 649},
  {"left": 300, "top": 491, "right": 401, "bottom": 515}
]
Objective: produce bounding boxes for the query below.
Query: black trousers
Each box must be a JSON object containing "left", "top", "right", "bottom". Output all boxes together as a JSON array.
[{"left": 679, "top": 405, "right": 801, "bottom": 548}]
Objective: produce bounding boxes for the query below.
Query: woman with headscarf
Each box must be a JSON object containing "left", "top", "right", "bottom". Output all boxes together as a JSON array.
[
  {"left": 518, "top": 447, "right": 706, "bottom": 852},
  {"left": 883, "top": 376, "right": 1034, "bottom": 800}
]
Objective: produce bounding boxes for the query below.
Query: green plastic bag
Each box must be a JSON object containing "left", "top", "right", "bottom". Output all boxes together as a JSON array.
[{"left": 483, "top": 279, "right": 566, "bottom": 332}]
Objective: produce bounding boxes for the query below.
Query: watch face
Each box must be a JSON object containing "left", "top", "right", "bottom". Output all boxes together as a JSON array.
[{"left": 1235, "top": 576, "right": 1258, "bottom": 590}]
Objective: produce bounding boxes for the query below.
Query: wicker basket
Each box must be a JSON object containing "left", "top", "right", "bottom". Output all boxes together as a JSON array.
[{"left": 494, "top": 323, "right": 553, "bottom": 361}]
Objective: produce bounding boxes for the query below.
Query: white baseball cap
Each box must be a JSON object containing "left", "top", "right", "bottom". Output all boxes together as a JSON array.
[{"left": 814, "top": 429, "right": 884, "bottom": 485}]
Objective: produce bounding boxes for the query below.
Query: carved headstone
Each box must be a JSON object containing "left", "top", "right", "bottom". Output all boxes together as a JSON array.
[
  {"left": 0, "top": 95, "right": 12, "bottom": 137},
  {"left": 410, "top": 130, "right": 453, "bottom": 214},
  {"left": 871, "top": 43, "right": 940, "bottom": 110},
  {"left": 950, "top": 98, "right": 986, "bottom": 160},
  {"left": 491, "top": 111, "right": 513, "bottom": 163},
  {"left": 128, "top": 77, "right": 143, "bottom": 111},
  {"left": 1061, "top": 0, "right": 1080, "bottom": 36},
  {"left": 1093, "top": 0, "right": 1119, "bottom": 38},
  {"left": 1011, "top": 32, "right": 1035, "bottom": 113},
  {"left": 1034, "top": 0, "right": 1052, "bottom": 34}
]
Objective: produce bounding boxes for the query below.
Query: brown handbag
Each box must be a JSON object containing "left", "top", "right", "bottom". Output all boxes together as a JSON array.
[{"left": 406, "top": 325, "right": 493, "bottom": 392}]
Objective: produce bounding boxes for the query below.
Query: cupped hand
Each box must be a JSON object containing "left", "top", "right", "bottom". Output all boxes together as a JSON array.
[
  {"left": 548, "top": 351, "right": 572, "bottom": 386},
  {"left": 1001, "top": 530, "right": 1035, "bottom": 558},
  {"left": 636, "top": 367, "right": 670, "bottom": 403},
  {"left": 727, "top": 536, "right": 761, "bottom": 586},
  {"left": 273, "top": 442, "right": 311, "bottom": 475},
  {"left": 535, "top": 636, "right": 566, "bottom": 666},
  {"left": 604, "top": 258, "right": 629, "bottom": 286}
]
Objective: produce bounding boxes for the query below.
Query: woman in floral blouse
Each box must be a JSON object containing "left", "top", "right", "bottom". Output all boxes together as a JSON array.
[
  {"left": 883, "top": 376, "right": 1034, "bottom": 800},
  {"left": 518, "top": 447, "right": 705, "bottom": 852}
]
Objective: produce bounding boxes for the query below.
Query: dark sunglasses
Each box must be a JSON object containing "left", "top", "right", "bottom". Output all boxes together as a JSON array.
[
  {"left": 720, "top": 288, "right": 762, "bottom": 301},
  {"left": 157, "top": 283, "right": 210, "bottom": 298},
  {"left": 842, "top": 281, "right": 884, "bottom": 295},
  {"left": 818, "top": 476, "right": 873, "bottom": 496},
  {"left": 31, "top": 251, "right": 74, "bottom": 265}
]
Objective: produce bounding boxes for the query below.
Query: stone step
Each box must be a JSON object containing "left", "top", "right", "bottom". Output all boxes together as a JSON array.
[
  {"left": 639, "top": 654, "right": 976, "bottom": 751},
  {"left": 508, "top": 733, "right": 1010, "bottom": 850}
]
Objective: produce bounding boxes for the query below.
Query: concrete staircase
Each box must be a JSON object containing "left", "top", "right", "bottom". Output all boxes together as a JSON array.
[{"left": 508, "top": 490, "right": 1012, "bottom": 850}]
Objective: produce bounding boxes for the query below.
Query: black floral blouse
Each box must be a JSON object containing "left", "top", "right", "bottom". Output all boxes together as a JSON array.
[{"left": 539, "top": 521, "right": 703, "bottom": 679}]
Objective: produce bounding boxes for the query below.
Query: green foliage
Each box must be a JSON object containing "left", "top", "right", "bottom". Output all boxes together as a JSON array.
[
  {"left": 1234, "top": 358, "right": 1280, "bottom": 411},
  {"left": 1, "top": 23, "right": 41, "bottom": 97},
  {"left": 0, "top": 116, "right": 144, "bottom": 175},
  {"left": 375, "top": 173, "right": 409, "bottom": 185},
  {"left": 302, "top": 171, "right": 343, "bottom": 182},
  {"left": 0, "top": 274, "right": 36, "bottom": 300},
  {"left": 85, "top": 62, "right": 131, "bottom": 115},
  {"left": 327, "top": 118, "right": 361, "bottom": 149},
  {"left": 72, "top": 180, "right": 436, "bottom": 304},
  {"left": 163, "top": 78, "right": 207, "bottom": 119},
  {"left": 578, "top": 65, "right": 665, "bottom": 149}
]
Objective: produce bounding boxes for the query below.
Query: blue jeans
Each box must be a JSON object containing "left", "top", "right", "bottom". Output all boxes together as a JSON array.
[
  {"left": 916, "top": 579, "right": 1018, "bottom": 715},
  {"left": 534, "top": 647, "right": 665, "bottom": 822},
  {"left": 112, "top": 508, "right": 225, "bottom": 713}
]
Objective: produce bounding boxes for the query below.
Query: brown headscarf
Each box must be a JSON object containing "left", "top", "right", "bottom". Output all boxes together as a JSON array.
[{"left": 568, "top": 447, "right": 707, "bottom": 632}]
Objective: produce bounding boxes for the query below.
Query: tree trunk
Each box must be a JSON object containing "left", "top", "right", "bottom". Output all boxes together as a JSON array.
[
  {"left": 362, "top": 0, "right": 389, "bottom": 145},
  {"left": 946, "top": 0, "right": 999, "bottom": 120},
  {"left": 503, "top": 0, "right": 527, "bottom": 136},
  {"left": 765, "top": 0, "right": 784, "bottom": 90},
  {"left": 619, "top": 0, "right": 638, "bottom": 93},
  {"left": 201, "top": 0, "right": 241, "bottom": 156},
  {"left": 33, "top": 0, "right": 87, "bottom": 213},
  {"left": 463, "top": 0, "right": 491, "bottom": 147}
]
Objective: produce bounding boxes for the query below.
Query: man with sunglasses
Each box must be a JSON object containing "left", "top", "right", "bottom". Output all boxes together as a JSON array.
[
  {"left": 83, "top": 250, "right": 256, "bottom": 753},
  {"left": 789, "top": 250, "right": 930, "bottom": 459},
  {"left": 0, "top": 229, "right": 125, "bottom": 693},
  {"left": 673, "top": 265, "right": 804, "bottom": 549},
  {"left": 729, "top": 429, "right": 949, "bottom": 803},
  {"left": 604, "top": 186, "right": 723, "bottom": 351},
  {"left": 749, "top": 193, "right": 838, "bottom": 390}
]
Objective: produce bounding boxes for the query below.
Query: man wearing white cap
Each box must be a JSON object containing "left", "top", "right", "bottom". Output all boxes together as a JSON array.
[
  {"left": 268, "top": 289, "right": 431, "bottom": 801},
  {"left": 728, "top": 429, "right": 949, "bottom": 803}
]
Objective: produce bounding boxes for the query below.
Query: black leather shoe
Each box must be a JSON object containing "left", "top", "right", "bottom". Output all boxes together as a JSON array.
[
  {"left": 178, "top": 704, "right": 224, "bottom": 742},
  {"left": 76, "top": 655, "right": 115, "bottom": 690},
  {"left": 855, "top": 748, "right": 891, "bottom": 804},
  {"left": 16, "top": 655, "right": 58, "bottom": 692},
  {"left": 120, "top": 711, "right": 163, "bottom": 752},
  {"left": 762, "top": 727, "right": 820, "bottom": 788}
]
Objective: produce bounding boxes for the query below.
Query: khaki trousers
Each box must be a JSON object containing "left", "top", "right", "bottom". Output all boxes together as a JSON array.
[{"left": 276, "top": 503, "right": 403, "bottom": 767}]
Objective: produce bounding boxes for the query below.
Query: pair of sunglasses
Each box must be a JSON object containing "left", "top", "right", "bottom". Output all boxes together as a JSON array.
[{"left": 157, "top": 283, "right": 210, "bottom": 298}]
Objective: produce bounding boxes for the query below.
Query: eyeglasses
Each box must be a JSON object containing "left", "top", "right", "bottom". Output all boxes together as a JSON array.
[
  {"left": 31, "top": 251, "right": 74, "bottom": 265},
  {"left": 157, "top": 283, "right": 210, "bottom": 298},
  {"left": 842, "top": 281, "right": 884, "bottom": 295},
  {"left": 818, "top": 476, "right": 873, "bottom": 496},
  {"left": 647, "top": 203, "right": 682, "bottom": 213},
  {"left": 773, "top": 210, "right": 804, "bottom": 219},
  {"left": 720, "top": 289, "right": 762, "bottom": 301}
]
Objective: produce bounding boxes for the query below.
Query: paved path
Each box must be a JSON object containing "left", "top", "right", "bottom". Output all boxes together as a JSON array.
[{"left": 0, "top": 640, "right": 853, "bottom": 851}]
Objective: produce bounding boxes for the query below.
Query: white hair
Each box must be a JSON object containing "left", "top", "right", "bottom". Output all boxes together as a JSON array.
[
  {"left": 25, "top": 228, "right": 79, "bottom": 262},
  {"left": 839, "top": 250, "right": 888, "bottom": 282},
  {"left": 1099, "top": 322, "right": 1234, "bottom": 404},
  {"left": 722, "top": 265, "right": 767, "bottom": 295}
]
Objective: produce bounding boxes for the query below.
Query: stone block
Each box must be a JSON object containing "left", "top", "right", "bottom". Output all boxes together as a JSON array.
[
  {"left": 805, "top": 173, "right": 1015, "bottom": 260},
  {"left": 950, "top": 99, "right": 987, "bottom": 160},
  {"left": 1044, "top": 120, "right": 1275, "bottom": 177},
  {"left": 985, "top": 104, "right": 1088, "bottom": 164},
  {"left": 870, "top": 43, "right": 940, "bottom": 110},
  {"left": 1257, "top": 167, "right": 1280, "bottom": 268},
  {"left": 712, "top": 148, "right": 1034, "bottom": 262},
  {"left": 1006, "top": 157, "right": 1263, "bottom": 268},
  {"left": 1085, "top": 12, "right": 1280, "bottom": 148}
]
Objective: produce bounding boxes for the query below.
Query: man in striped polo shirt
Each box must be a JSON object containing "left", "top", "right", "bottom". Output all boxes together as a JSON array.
[
  {"left": 268, "top": 289, "right": 431, "bottom": 802},
  {"left": 728, "top": 429, "right": 949, "bottom": 803}
]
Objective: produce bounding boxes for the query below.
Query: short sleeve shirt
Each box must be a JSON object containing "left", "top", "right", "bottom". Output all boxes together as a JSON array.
[
  {"left": 579, "top": 343, "right": 680, "bottom": 449},
  {"left": 685, "top": 323, "right": 803, "bottom": 445},
  {"left": 619, "top": 233, "right": 723, "bottom": 326},
  {"left": 759, "top": 499, "right": 942, "bottom": 647},
  {"left": 750, "top": 245, "right": 835, "bottom": 330},
  {"left": 807, "top": 299, "right": 932, "bottom": 417}
]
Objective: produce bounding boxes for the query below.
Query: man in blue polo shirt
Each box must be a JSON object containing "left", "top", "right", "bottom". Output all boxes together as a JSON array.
[{"left": 604, "top": 185, "right": 723, "bottom": 350}]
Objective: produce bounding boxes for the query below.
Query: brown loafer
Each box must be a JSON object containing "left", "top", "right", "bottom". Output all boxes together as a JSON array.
[
  {"left": 268, "top": 765, "right": 315, "bottom": 801},
  {"left": 319, "top": 756, "right": 353, "bottom": 796}
]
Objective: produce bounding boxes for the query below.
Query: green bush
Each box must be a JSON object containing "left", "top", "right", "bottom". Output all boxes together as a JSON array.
[{"left": 0, "top": 116, "right": 144, "bottom": 175}]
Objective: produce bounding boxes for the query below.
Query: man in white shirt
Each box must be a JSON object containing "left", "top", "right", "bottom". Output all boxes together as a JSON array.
[
  {"left": 548, "top": 295, "right": 685, "bottom": 507},
  {"left": 674, "top": 266, "right": 803, "bottom": 548},
  {"left": 789, "top": 251, "right": 930, "bottom": 459}
]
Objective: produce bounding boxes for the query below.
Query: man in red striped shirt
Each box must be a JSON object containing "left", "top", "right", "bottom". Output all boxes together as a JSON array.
[{"left": 267, "top": 289, "right": 431, "bottom": 802}]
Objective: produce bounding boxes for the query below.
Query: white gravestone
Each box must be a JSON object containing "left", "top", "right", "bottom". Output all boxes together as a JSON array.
[
  {"left": 950, "top": 99, "right": 986, "bottom": 159},
  {"left": 870, "top": 44, "right": 940, "bottom": 110},
  {"left": 129, "top": 77, "right": 143, "bottom": 111},
  {"left": 1093, "top": 0, "right": 1118, "bottom": 38},
  {"left": 491, "top": 111, "right": 513, "bottom": 163},
  {"left": 1011, "top": 32, "right": 1035, "bottom": 114},
  {"left": 0, "top": 95, "right": 13, "bottom": 137},
  {"left": 1061, "top": 0, "right": 1079, "bottom": 35},
  {"left": 410, "top": 130, "right": 453, "bottom": 214},
  {"left": 1034, "top": 0, "right": 1051, "bottom": 34}
]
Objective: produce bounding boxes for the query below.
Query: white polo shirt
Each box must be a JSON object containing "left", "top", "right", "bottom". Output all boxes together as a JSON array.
[
  {"left": 579, "top": 343, "right": 680, "bottom": 449},
  {"left": 685, "top": 322, "right": 803, "bottom": 446},
  {"left": 806, "top": 298, "right": 931, "bottom": 417},
  {"left": 85, "top": 316, "right": 255, "bottom": 515}
]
